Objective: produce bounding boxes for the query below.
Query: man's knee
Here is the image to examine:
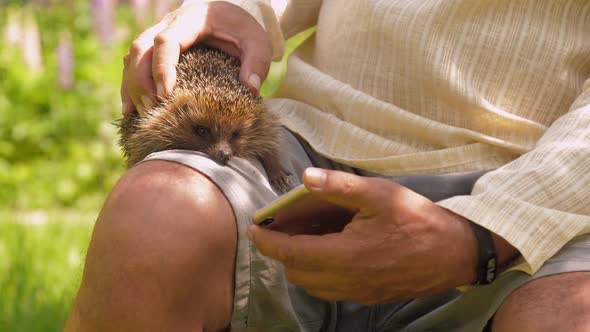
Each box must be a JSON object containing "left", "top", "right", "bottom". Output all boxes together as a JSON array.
[
  {"left": 99, "top": 160, "right": 237, "bottom": 260},
  {"left": 68, "top": 161, "right": 237, "bottom": 331},
  {"left": 492, "top": 271, "right": 590, "bottom": 332}
]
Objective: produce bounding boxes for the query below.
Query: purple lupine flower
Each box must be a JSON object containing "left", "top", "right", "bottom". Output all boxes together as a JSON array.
[
  {"left": 3, "top": 9, "right": 23, "bottom": 47},
  {"left": 57, "top": 31, "right": 74, "bottom": 89},
  {"left": 92, "top": 0, "right": 116, "bottom": 46},
  {"left": 22, "top": 12, "right": 43, "bottom": 74}
]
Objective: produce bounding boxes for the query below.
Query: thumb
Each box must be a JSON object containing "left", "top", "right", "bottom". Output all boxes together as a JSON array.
[
  {"left": 239, "top": 38, "right": 272, "bottom": 95},
  {"left": 302, "top": 168, "right": 385, "bottom": 211}
]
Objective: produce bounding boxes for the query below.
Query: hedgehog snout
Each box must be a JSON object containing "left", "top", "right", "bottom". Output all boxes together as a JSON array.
[{"left": 210, "top": 142, "right": 233, "bottom": 165}]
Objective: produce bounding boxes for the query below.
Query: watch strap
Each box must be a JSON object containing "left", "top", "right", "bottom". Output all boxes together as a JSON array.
[{"left": 469, "top": 221, "right": 498, "bottom": 285}]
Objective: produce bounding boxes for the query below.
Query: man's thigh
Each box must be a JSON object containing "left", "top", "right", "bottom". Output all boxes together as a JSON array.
[{"left": 492, "top": 271, "right": 590, "bottom": 332}]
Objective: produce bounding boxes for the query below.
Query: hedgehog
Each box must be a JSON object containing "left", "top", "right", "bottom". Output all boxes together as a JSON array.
[{"left": 117, "top": 45, "right": 290, "bottom": 192}]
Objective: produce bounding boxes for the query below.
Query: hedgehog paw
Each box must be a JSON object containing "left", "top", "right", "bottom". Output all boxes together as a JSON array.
[
  {"left": 261, "top": 156, "right": 292, "bottom": 193},
  {"left": 270, "top": 170, "right": 292, "bottom": 194}
]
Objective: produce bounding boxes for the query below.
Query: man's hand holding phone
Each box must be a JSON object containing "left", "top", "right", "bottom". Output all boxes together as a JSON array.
[{"left": 247, "top": 167, "right": 480, "bottom": 305}]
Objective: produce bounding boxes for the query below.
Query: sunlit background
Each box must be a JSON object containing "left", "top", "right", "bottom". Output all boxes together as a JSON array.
[
  {"left": 0, "top": 0, "right": 312, "bottom": 330},
  {"left": 0, "top": 1, "right": 185, "bottom": 330}
]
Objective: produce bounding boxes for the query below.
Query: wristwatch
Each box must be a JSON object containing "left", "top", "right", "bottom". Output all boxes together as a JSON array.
[{"left": 469, "top": 221, "right": 498, "bottom": 285}]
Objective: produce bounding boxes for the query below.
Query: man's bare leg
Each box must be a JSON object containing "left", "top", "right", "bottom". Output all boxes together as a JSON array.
[
  {"left": 492, "top": 271, "right": 590, "bottom": 332},
  {"left": 65, "top": 161, "right": 237, "bottom": 331}
]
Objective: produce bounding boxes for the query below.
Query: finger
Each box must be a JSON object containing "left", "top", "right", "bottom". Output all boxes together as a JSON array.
[
  {"left": 126, "top": 22, "right": 169, "bottom": 108},
  {"left": 120, "top": 79, "right": 135, "bottom": 117},
  {"left": 131, "top": 50, "right": 156, "bottom": 111},
  {"left": 127, "top": 85, "right": 146, "bottom": 116},
  {"left": 238, "top": 37, "right": 272, "bottom": 95},
  {"left": 123, "top": 69, "right": 148, "bottom": 116},
  {"left": 152, "top": 7, "right": 209, "bottom": 97},
  {"left": 302, "top": 168, "right": 398, "bottom": 211},
  {"left": 121, "top": 53, "right": 135, "bottom": 116},
  {"left": 247, "top": 225, "right": 359, "bottom": 270},
  {"left": 123, "top": 63, "right": 148, "bottom": 116}
]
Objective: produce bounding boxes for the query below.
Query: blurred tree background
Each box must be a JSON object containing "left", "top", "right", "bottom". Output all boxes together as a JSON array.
[
  {"left": 0, "top": 0, "right": 153, "bottom": 330},
  {"left": 0, "top": 0, "right": 312, "bottom": 330},
  {"left": 0, "top": 1, "right": 182, "bottom": 330}
]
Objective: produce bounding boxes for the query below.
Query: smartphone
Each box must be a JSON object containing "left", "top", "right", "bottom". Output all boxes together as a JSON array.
[{"left": 252, "top": 184, "right": 356, "bottom": 235}]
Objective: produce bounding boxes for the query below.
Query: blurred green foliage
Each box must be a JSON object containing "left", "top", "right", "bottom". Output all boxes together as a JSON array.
[
  {"left": 0, "top": 1, "right": 139, "bottom": 330},
  {"left": 0, "top": 1, "right": 135, "bottom": 212}
]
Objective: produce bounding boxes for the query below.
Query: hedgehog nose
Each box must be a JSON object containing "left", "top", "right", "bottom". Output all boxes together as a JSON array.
[{"left": 214, "top": 148, "right": 232, "bottom": 165}]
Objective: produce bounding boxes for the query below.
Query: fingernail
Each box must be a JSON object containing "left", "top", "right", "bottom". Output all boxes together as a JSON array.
[
  {"left": 305, "top": 168, "right": 327, "bottom": 189},
  {"left": 248, "top": 74, "right": 261, "bottom": 94},
  {"left": 141, "top": 95, "right": 154, "bottom": 110},
  {"left": 156, "top": 82, "right": 165, "bottom": 97}
]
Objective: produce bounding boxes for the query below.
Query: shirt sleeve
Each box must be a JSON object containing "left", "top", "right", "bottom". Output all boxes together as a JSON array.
[
  {"left": 195, "top": 0, "right": 322, "bottom": 60},
  {"left": 437, "top": 78, "right": 590, "bottom": 274}
]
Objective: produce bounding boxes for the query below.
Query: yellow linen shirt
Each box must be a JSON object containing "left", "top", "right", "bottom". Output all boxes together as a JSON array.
[{"left": 210, "top": 0, "right": 590, "bottom": 274}]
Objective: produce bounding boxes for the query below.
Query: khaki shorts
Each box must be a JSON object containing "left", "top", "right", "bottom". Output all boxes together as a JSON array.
[{"left": 142, "top": 128, "right": 590, "bottom": 332}]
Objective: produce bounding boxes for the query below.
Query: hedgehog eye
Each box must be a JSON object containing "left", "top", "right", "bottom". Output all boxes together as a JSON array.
[
  {"left": 194, "top": 125, "right": 211, "bottom": 138},
  {"left": 231, "top": 131, "right": 241, "bottom": 140}
]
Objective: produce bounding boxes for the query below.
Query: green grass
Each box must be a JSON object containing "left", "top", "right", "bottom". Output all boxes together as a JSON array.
[
  {"left": 0, "top": 28, "right": 316, "bottom": 331},
  {"left": 0, "top": 211, "right": 94, "bottom": 332}
]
